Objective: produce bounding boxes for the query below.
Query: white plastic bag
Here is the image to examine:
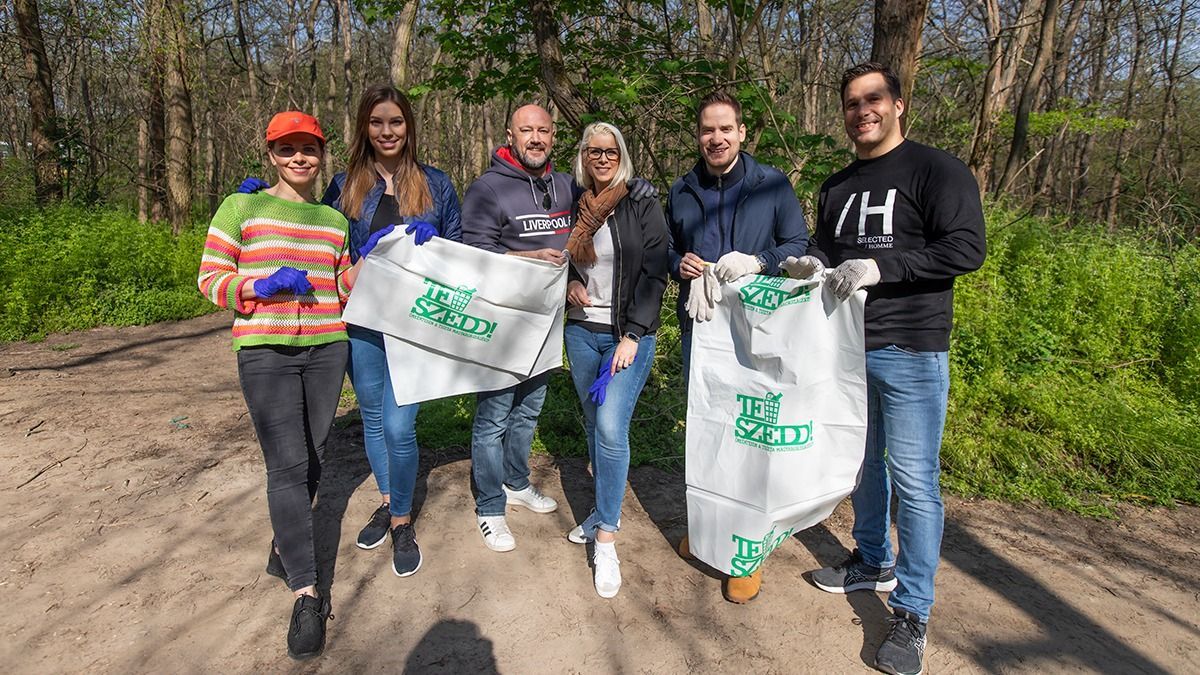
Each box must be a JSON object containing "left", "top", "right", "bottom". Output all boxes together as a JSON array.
[
  {"left": 685, "top": 273, "right": 867, "bottom": 576},
  {"left": 342, "top": 233, "right": 566, "bottom": 405}
]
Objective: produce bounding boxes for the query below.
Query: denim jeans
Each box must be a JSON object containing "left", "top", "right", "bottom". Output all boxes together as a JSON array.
[
  {"left": 347, "top": 325, "right": 421, "bottom": 518},
  {"left": 564, "top": 324, "right": 656, "bottom": 535},
  {"left": 471, "top": 372, "right": 550, "bottom": 516},
  {"left": 851, "top": 345, "right": 950, "bottom": 622},
  {"left": 237, "top": 341, "right": 348, "bottom": 591}
]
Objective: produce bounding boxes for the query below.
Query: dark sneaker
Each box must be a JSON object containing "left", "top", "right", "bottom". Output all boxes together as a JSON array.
[
  {"left": 391, "top": 523, "right": 422, "bottom": 577},
  {"left": 356, "top": 503, "right": 391, "bottom": 550},
  {"left": 875, "top": 609, "right": 927, "bottom": 675},
  {"left": 810, "top": 548, "right": 898, "bottom": 593},
  {"left": 286, "top": 593, "right": 332, "bottom": 660},
  {"left": 266, "top": 540, "right": 286, "bottom": 581}
]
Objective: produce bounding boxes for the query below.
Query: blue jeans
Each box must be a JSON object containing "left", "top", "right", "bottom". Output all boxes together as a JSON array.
[
  {"left": 471, "top": 372, "right": 550, "bottom": 516},
  {"left": 852, "top": 345, "right": 950, "bottom": 623},
  {"left": 347, "top": 326, "right": 421, "bottom": 518},
  {"left": 564, "top": 324, "right": 656, "bottom": 535}
]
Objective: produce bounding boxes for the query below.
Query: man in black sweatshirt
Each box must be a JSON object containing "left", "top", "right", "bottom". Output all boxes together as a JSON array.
[{"left": 789, "top": 63, "right": 986, "bottom": 675}]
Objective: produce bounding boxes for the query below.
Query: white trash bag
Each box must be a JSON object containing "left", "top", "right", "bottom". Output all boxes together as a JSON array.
[{"left": 686, "top": 273, "right": 867, "bottom": 576}]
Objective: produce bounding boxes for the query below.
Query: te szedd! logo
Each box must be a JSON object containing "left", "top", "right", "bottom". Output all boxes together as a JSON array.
[
  {"left": 738, "top": 275, "right": 812, "bottom": 314},
  {"left": 729, "top": 526, "right": 795, "bottom": 576},
  {"left": 410, "top": 279, "right": 497, "bottom": 341},
  {"left": 734, "top": 392, "right": 814, "bottom": 451}
]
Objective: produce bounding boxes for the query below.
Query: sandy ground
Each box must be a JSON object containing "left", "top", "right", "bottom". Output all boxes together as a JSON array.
[{"left": 1, "top": 312, "right": 1198, "bottom": 674}]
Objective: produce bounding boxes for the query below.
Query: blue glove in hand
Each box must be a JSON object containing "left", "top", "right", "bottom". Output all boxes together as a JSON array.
[
  {"left": 405, "top": 221, "right": 438, "bottom": 246},
  {"left": 358, "top": 224, "right": 396, "bottom": 259},
  {"left": 626, "top": 177, "right": 658, "bottom": 201},
  {"left": 237, "top": 177, "right": 269, "bottom": 194},
  {"left": 253, "top": 266, "right": 312, "bottom": 298},
  {"left": 588, "top": 356, "right": 616, "bottom": 406}
]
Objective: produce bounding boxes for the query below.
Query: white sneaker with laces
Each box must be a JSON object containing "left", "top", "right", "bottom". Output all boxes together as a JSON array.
[
  {"left": 567, "top": 524, "right": 591, "bottom": 544},
  {"left": 504, "top": 484, "right": 558, "bottom": 513},
  {"left": 593, "top": 542, "right": 622, "bottom": 598},
  {"left": 477, "top": 515, "right": 516, "bottom": 552}
]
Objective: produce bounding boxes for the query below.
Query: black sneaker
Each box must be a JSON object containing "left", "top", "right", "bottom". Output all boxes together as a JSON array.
[
  {"left": 356, "top": 503, "right": 391, "bottom": 549},
  {"left": 391, "top": 523, "right": 422, "bottom": 577},
  {"left": 286, "top": 593, "right": 332, "bottom": 660},
  {"left": 875, "top": 609, "right": 927, "bottom": 675},
  {"left": 810, "top": 548, "right": 898, "bottom": 593},
  {"left": 266, "top": 540, "right": 287, "bottom": 581}
]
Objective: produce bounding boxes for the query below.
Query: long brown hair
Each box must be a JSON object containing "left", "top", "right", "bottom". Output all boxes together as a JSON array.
[{"left": 340, "top": 84, "right": 433, "bottom": 220}]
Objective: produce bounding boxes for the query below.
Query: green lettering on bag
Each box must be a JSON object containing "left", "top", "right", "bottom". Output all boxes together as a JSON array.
[
  {"left": 734, "top": 392, "right": 814, "bottom": 451},
  {"left": 729, "top": 526, "right": 796, "bottom": 576},
  {"left": 738, "top": 275, "right": 812, "bottom": 315},
  {"left": 409, "top": 279, "right": 497, "bottom": 341}
]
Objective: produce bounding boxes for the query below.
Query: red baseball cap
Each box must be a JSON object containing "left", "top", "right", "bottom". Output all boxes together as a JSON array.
[{"left": 265, "top": 111, "right": 325, "bottom": 144}]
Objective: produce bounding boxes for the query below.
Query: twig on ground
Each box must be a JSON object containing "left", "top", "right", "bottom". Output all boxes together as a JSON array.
[
  {"left": 17, "top": 440, "right": 87, "bottom": 489},
  {"left": 25, "top": 420, "right": 45, "bottom": 437}
]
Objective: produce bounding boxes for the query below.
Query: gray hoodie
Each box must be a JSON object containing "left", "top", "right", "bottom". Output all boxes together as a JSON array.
[{"left": 461, "top": 146, "right": 580, "bottom": 254}]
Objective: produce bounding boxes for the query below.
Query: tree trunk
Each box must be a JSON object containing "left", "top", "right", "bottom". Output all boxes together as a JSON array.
[
  {"left": 1104, "top": 1, "right": 1144, "bottom": 229},
  {"left": 869, "top": 0, "right": 930, "bottom": 106},
  {"left": 164, "top": 0, "right": 195, "bottom": 231},
  {"left": 143, "top": 0, "right": 168, "bottom": 221},
  {"left": 13, "top": 0, "right": 62, "bottom": 203},
  {"left": 325, "top": 0, "right": 339, "bottom": 176},
  {"left": 1147, "top": 0, "right": 1187, "bottom": 184},
  {"left": 969, "top": 0, "right": 1038, "bottom": 191},
  {"left": 1073, "top": 0, "right": 1112, "bottom": 213},
  {"left": 529, "top": 0, "right": 590, "bottom": 130},
  {"left": 338, "top": 0, "right": 353, "bottom": 147},
  {"left": 1034, "top": 0, "right": 1085, "bottom": 204},
  {"left": 232, "top": 0, "right": 261, "bottom": 131},
  {"left": 390, "top": 0, "right": 421, "bottom": 88},
  {"left": 999, "top": 0, "right": 1061, "bottom": 193}
]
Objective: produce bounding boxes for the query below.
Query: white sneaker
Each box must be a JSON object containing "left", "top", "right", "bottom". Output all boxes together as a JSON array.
[
  {"left": 567, "top": 524, "right": 591, "bottom": 544},
  {"left": 477, "top": 515, "right": 516, "bottom": 552},
  {"left": 593, "top": 543, "right": 622, "bottom": 598},
  {"left": 504, "top": 484, "right": 558, "bottom": 514}
]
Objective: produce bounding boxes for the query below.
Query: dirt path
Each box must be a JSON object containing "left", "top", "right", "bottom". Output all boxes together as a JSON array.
[{"left": 1, "top": 313, "right": 1197, "bottom": 673}]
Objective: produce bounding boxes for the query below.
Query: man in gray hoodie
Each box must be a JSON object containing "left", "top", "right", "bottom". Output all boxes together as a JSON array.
[{"left": 460, "top": 105, "right": 576, "bottom": 552}]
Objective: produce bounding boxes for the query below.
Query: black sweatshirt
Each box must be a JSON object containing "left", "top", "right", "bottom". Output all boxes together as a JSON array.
[{"left": 808, "top": 140, "right": 987, "bottom": 352}]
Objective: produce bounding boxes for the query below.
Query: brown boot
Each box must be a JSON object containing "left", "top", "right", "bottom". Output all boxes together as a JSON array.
[
  {"left": 723, "top": 570, "right": 763, "bottom": 603},
  {"left": 677, "top": 535, "right": 695, "bottom": 560}
]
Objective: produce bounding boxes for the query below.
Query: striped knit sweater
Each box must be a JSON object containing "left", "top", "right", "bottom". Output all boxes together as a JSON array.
[{"left": 197, "top": 192, "right": 353, "bottom": 350}]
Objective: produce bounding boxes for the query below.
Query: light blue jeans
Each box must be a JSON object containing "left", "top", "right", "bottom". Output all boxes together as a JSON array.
[
  {"left": 471, "top": 373, "right": 549, "bottom": 516},
  {"left": 346, "top": 325, "right": 421, "bottom": 518},
  {"left": 564, "top": 324, "right": 657, "bottom": 535},
  {"left": 852, "top": 345, "right": 950, "bottom": 623}
]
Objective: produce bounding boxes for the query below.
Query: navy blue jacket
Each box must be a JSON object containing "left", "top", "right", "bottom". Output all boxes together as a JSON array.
[
  {"left": 666, "top": 152, "right": 809, "bottom": 325},
  {"left": 322, "top": 164, "right": 462, "bottom": 263}
]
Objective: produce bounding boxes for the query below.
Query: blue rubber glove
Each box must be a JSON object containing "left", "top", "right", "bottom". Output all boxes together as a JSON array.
[
  {"left": 626, "top": 177, "right": 658, "bottom": 201},
  {"left": 359, "top": 224, "right": 396, "bottom": 259},
  {"left": 588, "top": 356, "right": 616, "bottom": 406},
  {"left": 237, "top": 177, "right": 269, "bottom": 194},
  {"left": 405, "top": 220, "right": 438, "bottom": 246},
  {"left": 253, "top": 267, "right": 312, "bottom": 298}
]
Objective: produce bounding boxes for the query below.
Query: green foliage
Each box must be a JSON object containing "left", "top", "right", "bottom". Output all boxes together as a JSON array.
[
  {"left": 0, "top": 205, "right": 218, "bottom": 341},
  {"left": 998, "top": 101, "right": 1136, "bottom": 138}
]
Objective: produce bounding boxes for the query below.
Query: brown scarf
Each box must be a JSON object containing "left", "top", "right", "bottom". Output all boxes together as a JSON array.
[{"left": 566, "top": 182, "right": 628, "bottom": 266}]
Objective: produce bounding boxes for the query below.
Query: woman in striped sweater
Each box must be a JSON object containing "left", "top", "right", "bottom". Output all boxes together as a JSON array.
[{"left": 197, "top": 111, "right": 385, "bottom": 660}]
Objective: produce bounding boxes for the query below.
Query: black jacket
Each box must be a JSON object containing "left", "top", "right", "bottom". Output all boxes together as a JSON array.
[{"left": 568, "top": 194, "right": 669, "bottom": 339}]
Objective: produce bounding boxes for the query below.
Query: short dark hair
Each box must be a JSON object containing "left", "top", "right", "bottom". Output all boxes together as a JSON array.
[
  {"left": 840, "top": 62, "right": 903, "bottom": 103},
  {"left": 696, "top": 91, "right": 743, "bottom": 127}
]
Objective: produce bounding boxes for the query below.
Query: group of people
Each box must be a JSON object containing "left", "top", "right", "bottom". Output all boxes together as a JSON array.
[{"left": 198, "top": 61, "right": 985, "bottom": 675}]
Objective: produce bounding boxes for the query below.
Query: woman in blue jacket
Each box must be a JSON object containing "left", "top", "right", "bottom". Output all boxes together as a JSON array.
[{"left": 321, "top": 83, "right": 461, "bottom": 578}]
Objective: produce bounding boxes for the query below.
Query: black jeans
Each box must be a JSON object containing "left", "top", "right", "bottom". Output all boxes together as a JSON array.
[{"left": 237, "top": 341, "right": 348, "bottom": 591}]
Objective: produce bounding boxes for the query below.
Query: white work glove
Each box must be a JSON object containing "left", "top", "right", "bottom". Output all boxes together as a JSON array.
[
  {"left": 826, "top": 258, "right": 881, "bottom": 300},
  {"left": 685, "top": 264, "right": 722, "bottom": 322},
  {"left": 713, "top": 251, "right": 763, "bottom": 282},
  {"left": 780, "top": 255, "right": 825, "bottom": 280}
]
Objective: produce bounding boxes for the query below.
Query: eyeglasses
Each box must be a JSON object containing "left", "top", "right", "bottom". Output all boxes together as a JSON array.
[
  {"left": 584, "top": 147, "right": 620, "bottom": 161},
  {"left": 533, "top": 177, "right": 552, "bottom": 209}
]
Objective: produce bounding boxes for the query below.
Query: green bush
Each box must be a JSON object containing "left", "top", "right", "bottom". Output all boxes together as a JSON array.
[{"left": 0, "top": 205, "right": 217, "bottom": 340}]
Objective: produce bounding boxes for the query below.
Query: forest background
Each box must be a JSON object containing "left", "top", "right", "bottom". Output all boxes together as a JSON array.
[{"left": 2, "top": 0, "right": 1198, "bottom": 515}]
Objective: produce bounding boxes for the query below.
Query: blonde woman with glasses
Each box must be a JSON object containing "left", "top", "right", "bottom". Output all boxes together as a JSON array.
[{"left": 562, "top": 122, "right": 669, "bottom": 598}]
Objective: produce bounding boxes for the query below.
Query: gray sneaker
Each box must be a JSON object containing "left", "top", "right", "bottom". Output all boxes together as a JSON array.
[
  {"left": 875, "top": 609, "right": 927, "bottom": 675},
  {"left": 810, "top": 548, "right": 898, "bottom": 593}
]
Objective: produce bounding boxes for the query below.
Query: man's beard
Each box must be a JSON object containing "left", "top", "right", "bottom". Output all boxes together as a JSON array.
[{"left": 513, "top": 144, "right": 549, "bottom": 172}]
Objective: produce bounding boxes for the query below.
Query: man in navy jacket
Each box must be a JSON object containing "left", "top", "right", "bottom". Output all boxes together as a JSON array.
[{"left": 668, "top": 91, "right": 808, "bottom": 604}]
